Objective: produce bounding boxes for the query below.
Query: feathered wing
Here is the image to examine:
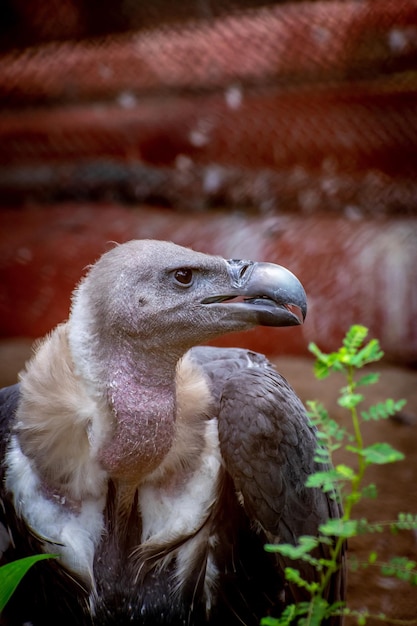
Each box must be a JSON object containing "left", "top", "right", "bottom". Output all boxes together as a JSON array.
[{"left": 191, "top": 346, "right": 346, "bottom": 618}]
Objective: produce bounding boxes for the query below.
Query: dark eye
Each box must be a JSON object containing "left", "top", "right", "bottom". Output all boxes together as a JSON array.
[{"left": 174, "top": 268, "right": 194, "bottom": 286}]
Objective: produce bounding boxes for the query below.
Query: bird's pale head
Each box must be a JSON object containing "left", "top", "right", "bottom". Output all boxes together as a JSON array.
[{"left": 70, "top": 239, "right": 307, "bottom": 358}]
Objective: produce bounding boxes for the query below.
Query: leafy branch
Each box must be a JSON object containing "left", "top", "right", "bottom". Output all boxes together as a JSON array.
[{"left": 262, "top": 325, "right": 417, "bottom": 626}]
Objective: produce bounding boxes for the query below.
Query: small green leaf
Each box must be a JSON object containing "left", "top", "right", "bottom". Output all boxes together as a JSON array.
[
  {"left": 306, "top": 470, "right": 341, "bottom": 492},
  {"left": 305, "top": 596, "right": 332, "bottom": 626},
  {"left": 308, "top": 343, "right": 330, "bottom": 379},
  {"left": 266, "top": 536, "right": 319, "bottom": 560},
  {"left": 306, "top": 400, "right": 330, "bottom": 424},
  {"left": 308, "top": 343, "right": 345, "bottom": 378},
  {"left": 360, "top": 443, "right": 405, "bottom": 465},
  {"left": 361, "top": 398, "right": 406, "bottom": 421},
  {"left": 337, "top": 347, "right": 353, "bottom": 365},
  {"left": 313, "top": 359, "right": 331, "bottom": 380},
  {"left": 355, "top": 372, "right": 380, "bottom": 387},
  {"left": 351, "top": 339, "right": 384, "bottom": 367},
  {"left": 0, "top": 554, "right": 58, "bottom": 611},
  {"left": 342, "top": 325, "right": 368, "bottom": 352},
  {"left": 314, "top": 446, "right": 332, "bottom": 465},
  {"left": 393, "top": 513, "right": 417, "bottom": 531},
  {"left": 320, "top": 518, "right": 358, "bottom": 538},
  {"left": 284, "top": 567, "right": 320, "bottom": 593},
  {"left": 338, "top": 393, "right": 364, "bottom": 409},
  {"left": 345, "top": 444, "right": 361, "bottom": 455},
  {"left": 381, "top": 557, "right": 417, "bottom": 583},
  {"left": 335, "top": 464, "right": 356, "bottom": 480}
]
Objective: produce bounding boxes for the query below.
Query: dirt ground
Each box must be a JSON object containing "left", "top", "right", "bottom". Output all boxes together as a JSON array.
[{"left": 1, "top": 339, "right": 416, "bottom": 624}]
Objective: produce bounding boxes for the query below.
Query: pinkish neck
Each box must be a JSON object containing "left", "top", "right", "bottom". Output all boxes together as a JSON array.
[{"left": 99, "top": 351, "right": 177, "bottom": 481}]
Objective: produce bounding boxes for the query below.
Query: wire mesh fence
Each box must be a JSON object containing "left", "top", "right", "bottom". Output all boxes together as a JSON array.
[{"left": 1, "top": 0, "right": 416, "bottom": 214}]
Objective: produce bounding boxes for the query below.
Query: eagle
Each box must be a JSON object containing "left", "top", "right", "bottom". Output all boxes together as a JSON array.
[{"left": 0, "top": 240, "right": 345, "bottom": 625}]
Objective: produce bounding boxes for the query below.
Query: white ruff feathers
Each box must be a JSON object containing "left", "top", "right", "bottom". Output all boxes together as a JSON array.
[
  {"left": 6, "top": 342, "right": 221, "bottom": 607},
  {"left": 5, "top": 436, "right": 105, "bottom": 585}
]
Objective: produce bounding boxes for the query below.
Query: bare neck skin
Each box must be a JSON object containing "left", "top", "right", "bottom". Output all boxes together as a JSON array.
[{"left": 98, "top": 343, "right": 180, "bottom": 481}]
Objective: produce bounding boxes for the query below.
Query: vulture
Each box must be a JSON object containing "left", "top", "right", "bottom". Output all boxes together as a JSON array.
[{"left": 0, "top": 240, "right": 345, "bottom": 626}]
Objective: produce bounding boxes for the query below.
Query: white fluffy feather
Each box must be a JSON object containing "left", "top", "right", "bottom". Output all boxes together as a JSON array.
[{"left": 5, "top": 436, "right": 105, "bottom": 585}]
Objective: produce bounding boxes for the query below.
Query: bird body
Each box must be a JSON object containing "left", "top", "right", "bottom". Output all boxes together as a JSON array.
[{"left": 0, "top": 240, "right": 345, "bottom": 625}]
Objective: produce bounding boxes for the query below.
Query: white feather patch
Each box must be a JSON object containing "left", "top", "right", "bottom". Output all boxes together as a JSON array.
[
  {"left": 139, "top": 419, "right": 221, "bottom": 542},
  {"left": 16, "top": 323, "right": 111, "bottom": 501},
  {"left": 138, "top": 418, "right": 221, "bottom": 611},
  {"left": 5, "top": 436, "right": 105, "bottom": 585}
]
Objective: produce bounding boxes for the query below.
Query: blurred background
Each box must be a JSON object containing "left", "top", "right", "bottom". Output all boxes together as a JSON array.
[
  {"left": 1, "top": 0, "right": 417, "bottom": 361},
  {"left": 0, "top": 0, "right": 417, "bottom": 621}
]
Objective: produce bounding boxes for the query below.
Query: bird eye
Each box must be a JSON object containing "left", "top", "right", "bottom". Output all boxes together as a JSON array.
[{"left": 174, "top": 268, "right": 194, "bottom": 286}]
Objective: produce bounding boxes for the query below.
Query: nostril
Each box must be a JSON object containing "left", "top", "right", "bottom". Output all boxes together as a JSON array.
[
  {"left": 239, "top": 263, "right": 251, "bottom": 281},
  {"left": 226, "top": 259, "right": 254, "bottom": 287}
]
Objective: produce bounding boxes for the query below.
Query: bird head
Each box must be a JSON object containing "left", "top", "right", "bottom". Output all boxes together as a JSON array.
[{"left": 70, "top": 239, "right": 307, "bottom": 359}]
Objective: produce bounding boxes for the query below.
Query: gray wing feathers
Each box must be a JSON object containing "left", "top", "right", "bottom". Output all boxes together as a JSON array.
[
  {"left": 218, "top": 365, "right": 331, "bottom": 542},
  {"left": 190, "top": 346, "right": 345, "bottom": 615},
  {"left": 190, "top": 346, "right": 334, "bottom": 541}
]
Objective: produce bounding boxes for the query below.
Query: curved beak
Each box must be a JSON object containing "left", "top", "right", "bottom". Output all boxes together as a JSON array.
[{"left": 202, "top": 259, "right": 307, "bottom": 327}]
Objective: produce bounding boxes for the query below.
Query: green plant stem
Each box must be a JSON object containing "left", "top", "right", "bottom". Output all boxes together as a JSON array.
[
  {"left": 316, "top": 365, "right": 367, "bottom": 599},
  {"left": 344, "top": 364, "right": 367, "bottom": 512}
]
